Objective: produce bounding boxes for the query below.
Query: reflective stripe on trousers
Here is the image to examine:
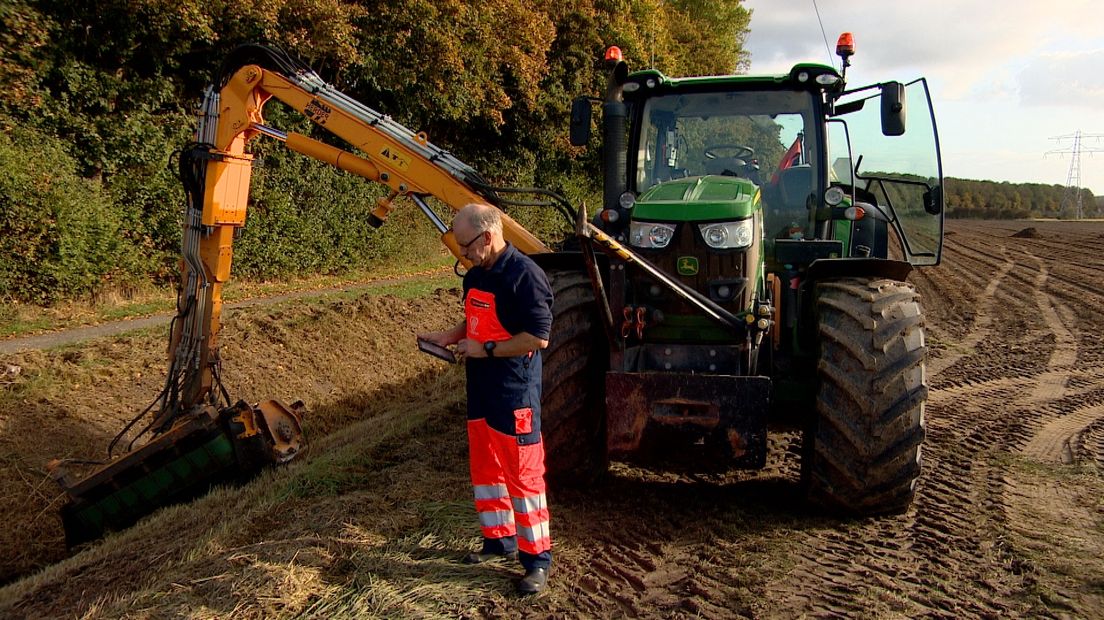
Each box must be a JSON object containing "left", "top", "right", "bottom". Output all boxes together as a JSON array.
[
  {"left": 467, "top": 418, "right": 551, "bottom": 555},
  {"left": 512, "top": 493, "right": 551, "bottom": 553}
]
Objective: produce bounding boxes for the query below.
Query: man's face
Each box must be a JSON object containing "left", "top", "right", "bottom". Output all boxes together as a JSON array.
[{"left": 454, "top": 220, "right": 491, "bottom": 267}]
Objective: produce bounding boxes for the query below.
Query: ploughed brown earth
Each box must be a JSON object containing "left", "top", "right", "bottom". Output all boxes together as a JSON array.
[{"left": 2, "top": 219, "right": 1104, "bottom": 618}]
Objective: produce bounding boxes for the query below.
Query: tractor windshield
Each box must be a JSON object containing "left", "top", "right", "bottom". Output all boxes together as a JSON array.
[{"left": 635, "top": 90, "right": 820, "bottom": 238}]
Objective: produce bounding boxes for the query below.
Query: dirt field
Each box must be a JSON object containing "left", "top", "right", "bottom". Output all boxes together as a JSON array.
[{"left": 1, "top": 219, "right": 1103, "bottom": 618}]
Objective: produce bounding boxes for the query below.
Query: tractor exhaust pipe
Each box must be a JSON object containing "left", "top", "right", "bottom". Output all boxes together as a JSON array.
[{"left": 602, "top": 49, "right": 629, "bottom": 213}]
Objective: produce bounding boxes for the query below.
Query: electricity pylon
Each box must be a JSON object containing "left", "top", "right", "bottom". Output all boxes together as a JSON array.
[{"left": 1045, "top": 131, "right": 1103, "bottom": 219}]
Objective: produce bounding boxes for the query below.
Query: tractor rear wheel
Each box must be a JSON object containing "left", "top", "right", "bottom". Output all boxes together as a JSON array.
[
  {"left": 541, "top": 269, "right": 607, "bottom": 483},
  {"left": 804, "top": 277, "right": 927, "bottom": 515}
]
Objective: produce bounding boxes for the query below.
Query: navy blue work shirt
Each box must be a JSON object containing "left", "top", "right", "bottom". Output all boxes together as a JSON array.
[{"left": 463, "top": 243, "right": 554, "bottom": 444}]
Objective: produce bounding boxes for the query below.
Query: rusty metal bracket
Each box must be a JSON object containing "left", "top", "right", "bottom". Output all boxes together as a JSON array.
[
  {"left": 255, "top": 399, "right": 306, "bottom": 463},
  {"left": 576, "top": 202, "right": 618, "bottom": 346}
]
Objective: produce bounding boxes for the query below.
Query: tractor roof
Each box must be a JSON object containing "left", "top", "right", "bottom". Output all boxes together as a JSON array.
[{"left": 625, "top": 63, "right": 843, "bottom": 94}]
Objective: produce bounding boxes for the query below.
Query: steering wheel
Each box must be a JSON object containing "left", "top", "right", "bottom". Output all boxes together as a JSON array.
[{"left": 703, "top": 144, "right": 755, "bottom": 161}]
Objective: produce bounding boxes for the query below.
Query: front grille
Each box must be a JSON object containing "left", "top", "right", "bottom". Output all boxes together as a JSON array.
[{"left": 630, "top": 220, "right": 758, "bottom": 316}]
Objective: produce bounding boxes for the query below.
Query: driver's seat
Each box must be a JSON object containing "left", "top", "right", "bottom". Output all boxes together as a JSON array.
[{"left": 704, "top": 157, "right": 745, "bottom": 177}]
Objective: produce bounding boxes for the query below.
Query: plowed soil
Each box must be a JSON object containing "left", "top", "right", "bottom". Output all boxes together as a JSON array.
[{"left": 2, "top": 219, "right": 1104, "bottom": 619}]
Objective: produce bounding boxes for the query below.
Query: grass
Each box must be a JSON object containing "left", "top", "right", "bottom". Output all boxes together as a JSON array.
[
  {"left": 98, "top": 300, "right": 171, "bottom": 322},
  {"left": 994, "top": 451, "right": 1101, "bottom": 482},
  {"left": 0, "top": 315, "right": 53, "bottom": 339},
  {"left": 0, "top": 373, "right": 488, "bottom": 618},
  {"left": 218, "top": 252, "right": 455, "bottom": 303},
  {"left": 0, "top": 250, "right": 455, "bottom": 339},
  {"left": 275, "top": 272, "right": 459, "bottom": 310}
]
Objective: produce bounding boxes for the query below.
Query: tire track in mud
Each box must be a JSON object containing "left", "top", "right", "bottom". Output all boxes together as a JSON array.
[
  {"left": 1023, "top": 403, "right": 1104, "bottom": 464},
  {"left": 1075, "top": 416, "right": 1104, "bottom": 470},
  {"left": 926, "top": 242, "right": 1014, "bottom": 378},
  {"left": 946, "top": 222, "right": 1104, "bottom": 461},
  {"left": 1022, "top": 251, "right": 1078, "bottom": 403},
  {"left": 764, "top": 222, "right": 1104, "bottom": 618},
  {"left": 552, "top": 460, "right": 803, "bottom": 619}
]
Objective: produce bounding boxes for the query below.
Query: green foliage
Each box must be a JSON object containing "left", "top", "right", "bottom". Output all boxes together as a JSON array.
[
  {"left": 230, "top": 106, "right": 444, "bottom": 279},
  {"left": 0, "top": 2, "right": 52, "bottom": 110},
  {"left": 945, "top": 177, "right": 1098, "bottom": 219},
  {"left": 0, "top": 120, "right": 142, "bottom": 302}
]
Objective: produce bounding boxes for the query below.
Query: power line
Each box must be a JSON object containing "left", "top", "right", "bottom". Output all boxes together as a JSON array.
[
  {"left": 1045, "top": 131, "right": 1104, "bottom": 219},
  {"left": 811, "top": 0, "right": 835, "bottom": 68}
]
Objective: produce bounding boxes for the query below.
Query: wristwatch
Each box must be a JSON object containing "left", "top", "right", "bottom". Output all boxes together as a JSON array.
[{"left": 483, "top": 341, "right": 496, "bottom": 357}]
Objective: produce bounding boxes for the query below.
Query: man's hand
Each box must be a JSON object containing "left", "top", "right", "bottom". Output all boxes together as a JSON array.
[
  {"left": 418, "top": 322, "right": 465, "bottom": 348},
  {"left": 417, "top": 331, "right": 449, "bottom": 347},
  {"left": 455, "top": 338, "right": 487, "bottom": 362}
]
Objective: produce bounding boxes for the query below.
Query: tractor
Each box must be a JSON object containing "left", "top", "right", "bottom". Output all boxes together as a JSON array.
[{"left": 544, "top": 35, "right": 942, "bottom": 515}]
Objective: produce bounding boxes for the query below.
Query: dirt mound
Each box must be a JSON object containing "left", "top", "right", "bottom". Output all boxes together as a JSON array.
[
  {"left": 1011, "top": 226, "right": 1040, "bottom": 238},
  {"left": 0, "top": 287, "right": 462, "bottom": 585}
]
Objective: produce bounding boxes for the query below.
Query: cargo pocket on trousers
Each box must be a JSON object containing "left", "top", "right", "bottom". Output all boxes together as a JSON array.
[{"left": 513, "top": 408, "right": 533, "bottom": 435}]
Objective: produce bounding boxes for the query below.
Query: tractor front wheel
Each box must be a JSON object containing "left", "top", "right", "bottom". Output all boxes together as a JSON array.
[
  {"left": 540, "top": 269, "right": 607, "bottom": 482},
  {"left": 804, "top": 277, "right": 927, "bottom": 515}
]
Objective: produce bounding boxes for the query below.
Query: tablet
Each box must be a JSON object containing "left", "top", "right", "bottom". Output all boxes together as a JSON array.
[{"left": 417, "top": 338, "right": 457, "bottom": 363}]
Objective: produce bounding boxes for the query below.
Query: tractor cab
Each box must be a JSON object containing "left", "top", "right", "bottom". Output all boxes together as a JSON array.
[
  {"left": 613, "top": 63, "right": 945, "bottom": 270},
  {"left": 626, "top": 77, "right": 823, "bottom": 248}
]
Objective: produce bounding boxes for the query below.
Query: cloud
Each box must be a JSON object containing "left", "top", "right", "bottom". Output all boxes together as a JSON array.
[
  {"left": 1018, "top": 49, "right": 1104, "bottom": 108},
  {"left": 744, "top": 0, "right": 1104, "bottom": 99},
  {"left": 741, "top": 1, "right": 1104, "bottom": 194}
]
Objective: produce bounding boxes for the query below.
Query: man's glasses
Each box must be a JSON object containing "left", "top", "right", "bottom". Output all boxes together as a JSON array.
[{"left": 455, "top": 229, "right": 486, "bottom": 250}]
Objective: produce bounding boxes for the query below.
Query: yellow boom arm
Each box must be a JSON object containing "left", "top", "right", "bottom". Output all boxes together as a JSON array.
[{"left": 175, "top": 53, "right": 552, "bottom": 411}]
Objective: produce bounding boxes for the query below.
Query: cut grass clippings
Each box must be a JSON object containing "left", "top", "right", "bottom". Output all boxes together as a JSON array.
[{"left": 0, "top": 371, "right": 513, "bottom": 619}]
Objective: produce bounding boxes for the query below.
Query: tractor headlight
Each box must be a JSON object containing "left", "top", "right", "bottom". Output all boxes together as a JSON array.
[
  {"left": 698, "top": 220, "right": 755, "bottom": 249},
  {"left": 629, "top": 221, "right": 676, "bottom": 249}
]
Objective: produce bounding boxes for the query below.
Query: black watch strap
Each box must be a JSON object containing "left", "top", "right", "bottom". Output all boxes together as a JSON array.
[{"left": 484, "top": 340, "right": 496, "bottom": 357}]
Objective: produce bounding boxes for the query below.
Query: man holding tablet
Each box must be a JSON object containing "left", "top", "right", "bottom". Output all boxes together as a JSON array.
[{"left": 416, "top": 203, "right": 555, "bottom": 595}]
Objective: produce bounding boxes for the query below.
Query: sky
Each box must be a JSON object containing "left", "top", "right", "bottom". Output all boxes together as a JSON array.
[{"left": 742, "top": 0, "right": 1104, "bottom": 196}]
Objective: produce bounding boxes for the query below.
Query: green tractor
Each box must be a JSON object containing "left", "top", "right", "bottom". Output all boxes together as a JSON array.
[{"left": 542, "top": 35, "right": 943, "bottom": 515}]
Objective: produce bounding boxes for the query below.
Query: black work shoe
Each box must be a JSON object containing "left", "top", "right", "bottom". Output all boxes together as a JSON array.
[
  {"left": 461, "top": 549, "right": 518, "bottom": 565},
  {"left": 516, "top": 567, "right": 549, "bottom": 594}
]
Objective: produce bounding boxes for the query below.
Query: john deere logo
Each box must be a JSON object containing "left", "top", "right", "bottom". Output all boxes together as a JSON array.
[{"left": 677, "top": 256, "right": 699, "bottom": 276}]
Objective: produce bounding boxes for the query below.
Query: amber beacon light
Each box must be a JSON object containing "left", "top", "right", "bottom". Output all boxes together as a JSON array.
[{"left": 836, "top": 32, "right": 855, "bottom": 60}]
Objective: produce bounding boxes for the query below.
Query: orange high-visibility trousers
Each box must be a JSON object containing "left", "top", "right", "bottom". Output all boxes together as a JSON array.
[{"left": 467, "top": 417, "right": 551, "bottom": 565}]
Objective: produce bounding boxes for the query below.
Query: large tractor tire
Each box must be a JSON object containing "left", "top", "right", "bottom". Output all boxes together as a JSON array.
[
  {"left": 804, "top": 277, "right": 927, "bottom": 515},
  {"left": 541, "top": 269, "right": 607, "bottom": 483}
]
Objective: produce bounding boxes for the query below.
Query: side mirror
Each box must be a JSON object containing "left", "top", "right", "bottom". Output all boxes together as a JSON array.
[
  {"left": 923, "top": 185, "right": 943, "bottom": 215},
  {"left": 570, "top": 97, "right": 592, "bottom": 146},
  {"left": 880, "top": 81, "right": 906, "bottom": 136}
]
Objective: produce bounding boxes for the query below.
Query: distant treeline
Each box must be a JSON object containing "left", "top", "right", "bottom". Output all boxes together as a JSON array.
[
  {"left": 945, "top": 177, "right": 1100, "bottom": 220},
  {"left": 0, "top": 0, "right": 751, "bottom": 304}
]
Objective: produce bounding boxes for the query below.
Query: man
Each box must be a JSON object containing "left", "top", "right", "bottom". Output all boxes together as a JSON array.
[{"left": 418, "top": 203, "right": 554, "bottom": 595}]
